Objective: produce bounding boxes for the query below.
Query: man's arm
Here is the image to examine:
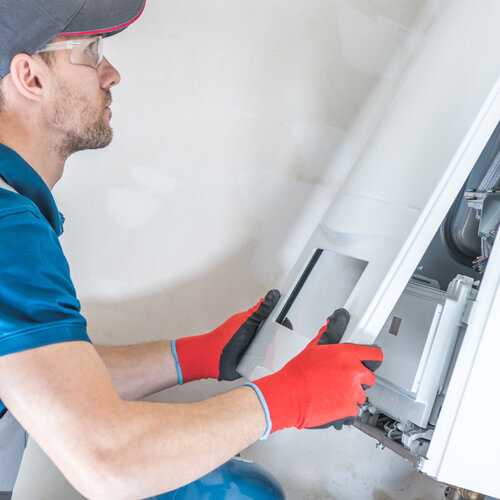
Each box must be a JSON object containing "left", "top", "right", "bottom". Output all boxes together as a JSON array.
[
  {"left": 94, "top": 290, "right": 281, "bottom": 400},
  {"left": 95, "top": 342, "right": 179, "bottom": 400},
  {"left": 0, "top": 314, "right": 382, "bottom": 500},
  {"left": 0, "top": 341, "right": 266, "bottom": 500}
]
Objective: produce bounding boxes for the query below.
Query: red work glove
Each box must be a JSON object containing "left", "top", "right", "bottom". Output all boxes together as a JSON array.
[
  {"left": 246, "top": 309, "right": 383, "bottom": 438},
  {"left": 172, "top": 290, "right": 280, "bottom": 384}
]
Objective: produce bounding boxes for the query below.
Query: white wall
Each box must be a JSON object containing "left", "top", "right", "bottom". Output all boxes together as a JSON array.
[{"left": 14, "top": 0, "right": 448, "bottom": 498}]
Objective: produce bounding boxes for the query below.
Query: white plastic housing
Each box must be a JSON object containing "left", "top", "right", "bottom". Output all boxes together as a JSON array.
[
  {"left": 238, "top": 0, "right": 500, "bottom": 374},
  {"left": 238, "top": 0, "right": 500, "bottom": 496}
]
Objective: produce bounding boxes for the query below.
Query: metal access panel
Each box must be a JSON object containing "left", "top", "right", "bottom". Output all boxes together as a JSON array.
[{"left": 367, "top": 276, "right": 474, "bottom": 429}]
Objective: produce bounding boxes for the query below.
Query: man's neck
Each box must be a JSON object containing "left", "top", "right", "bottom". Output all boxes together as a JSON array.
[{"left": 0, "top": 121, "right": 65, "bottom": 190}]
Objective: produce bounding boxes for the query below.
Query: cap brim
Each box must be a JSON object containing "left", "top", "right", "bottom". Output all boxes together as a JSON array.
[{"left": 61, "top": 0, "right": 146, "bottom": 37}]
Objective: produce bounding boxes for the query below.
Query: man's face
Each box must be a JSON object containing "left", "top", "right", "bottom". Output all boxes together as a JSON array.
[{"left": 42, "top": 36, "right": 121, "bottom": 158}]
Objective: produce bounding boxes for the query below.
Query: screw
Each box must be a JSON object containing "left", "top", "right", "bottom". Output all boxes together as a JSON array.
[{"left": 376, "top": 442, "right": 385, "bottom": 450}]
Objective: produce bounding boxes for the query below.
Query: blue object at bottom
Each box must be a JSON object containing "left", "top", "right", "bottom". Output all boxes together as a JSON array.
[{"left": 147, "top": 457, "right": 285, "bottom": 500}]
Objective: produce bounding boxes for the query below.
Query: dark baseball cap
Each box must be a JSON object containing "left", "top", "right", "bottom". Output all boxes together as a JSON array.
[{"left": 0, "top": 0, "right": 146, "bottom": 78}]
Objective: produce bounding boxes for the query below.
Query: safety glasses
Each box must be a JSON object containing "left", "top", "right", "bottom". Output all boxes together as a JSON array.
[{"left": 36, "top": 36, "right": 104, "bottom": 69}]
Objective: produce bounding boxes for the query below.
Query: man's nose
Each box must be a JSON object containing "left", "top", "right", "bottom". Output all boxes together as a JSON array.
[{"left": 98, "top": 57, "right": 121, "bottom": 89}]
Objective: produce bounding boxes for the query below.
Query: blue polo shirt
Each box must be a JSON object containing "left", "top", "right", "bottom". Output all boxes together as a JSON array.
[{"left": 0, "top": 144, "right": 90, "bottom": 412}]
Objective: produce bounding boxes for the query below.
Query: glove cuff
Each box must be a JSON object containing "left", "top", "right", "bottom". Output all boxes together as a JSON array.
[
  {"left": 252, "top": 374, "right": 297, "bottom": 434},
  {"left": 244, "top": 383, "right": 272, "bottom": 440},
  {"left": 171, "top": 339, "right": 184, "bottom": 385}
]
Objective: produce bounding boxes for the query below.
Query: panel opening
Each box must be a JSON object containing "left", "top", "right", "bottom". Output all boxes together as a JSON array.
[{"left": 276, "top": 248, "right": 368, "bottom": 339}]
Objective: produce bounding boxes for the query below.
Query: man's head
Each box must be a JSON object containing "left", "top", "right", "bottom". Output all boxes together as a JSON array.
[
  {"left": 0, "top": 0, "right": 145, "bottom": 158},
  {"left": 13, "top": 34, "right": 120, "bottom": 157}
]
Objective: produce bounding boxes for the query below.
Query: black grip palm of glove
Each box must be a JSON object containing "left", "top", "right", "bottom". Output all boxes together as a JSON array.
[
  {"left": 219, "top": 289, "right": 281, "bottom": 381},
  {"left": 309, "top": 308, "right": 382, "bottom": 431}
]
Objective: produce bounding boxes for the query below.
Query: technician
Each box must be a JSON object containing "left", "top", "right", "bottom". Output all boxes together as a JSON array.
[{"left": 0, "top": 1, "right": 383, "bottom": 499}]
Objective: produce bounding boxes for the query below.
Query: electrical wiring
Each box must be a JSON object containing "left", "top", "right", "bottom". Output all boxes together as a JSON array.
[{"left": 472, "top": 256, "right": 489, "bottom": 272}]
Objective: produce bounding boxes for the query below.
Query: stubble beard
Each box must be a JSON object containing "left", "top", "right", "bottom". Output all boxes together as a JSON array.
[{"left": 53, "top": 81, "right": 113, "bottom": 160}]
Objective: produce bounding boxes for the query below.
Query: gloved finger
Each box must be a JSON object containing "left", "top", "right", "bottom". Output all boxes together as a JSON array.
[
  {"left": 310, "top": 323, "right": 328, "bottom": 346},
  {"left": 358, "top": 367, "right": 376, "bottom": 389},
  {"left": 361, "top": 345, "right": 383, "bottom": 371},
  {"left": 219, "top": 290, "right": 279, "bottom": 336},
  {"left": 310, "top": 308, "right": 350, "bottom": 346},
  {"left": 246, "top": 289, "right": 281, "bottom": 326},
  {"left": 227, "top": 291, "right": 280, "bottom": 351},
  {"left": 332, "top": 416, "right": 356, "bottom": 430},
  {"left": 309, "top": 416, "right": 356, "bottom": 431},
  {"left": 354, "top": 385, "right": 368, "bottom": 406},
  {"left": 226, "top": 291, "right": 280, "bottom": 381},
  {"left": 317, "top": 308, "right": 350, "bottom": 345},
  {"left": 362, "top": 359, "right": 382, "bottom": 372},
  {"left": 342, "top": 344, "right": 384, "bottom": 364}
]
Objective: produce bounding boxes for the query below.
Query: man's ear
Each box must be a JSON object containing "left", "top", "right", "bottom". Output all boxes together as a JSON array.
[{"left": 9, "top": 54, "right": 46, "bottom": 103}]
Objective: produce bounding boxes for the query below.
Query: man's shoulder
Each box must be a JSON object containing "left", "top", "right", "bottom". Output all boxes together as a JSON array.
[{"left": 0, "top": 187, "right": 46, "bottom": 226}]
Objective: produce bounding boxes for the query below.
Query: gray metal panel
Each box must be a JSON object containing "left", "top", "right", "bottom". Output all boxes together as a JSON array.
[
  {"left": 373, "top": 283, "right": 445, "bottom": 395},
  {"left": 366, "top": 276, "right": 473, "bottom": 428}
]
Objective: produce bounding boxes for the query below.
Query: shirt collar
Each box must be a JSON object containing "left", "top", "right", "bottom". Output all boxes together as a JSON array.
[{"left": 0, "top": 144, "right": 64, "bottom": 236}]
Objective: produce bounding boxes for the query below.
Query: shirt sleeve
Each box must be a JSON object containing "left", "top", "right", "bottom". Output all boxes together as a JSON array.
[{"left": 0, "top": 209, "right": 90, "bottom": 357}]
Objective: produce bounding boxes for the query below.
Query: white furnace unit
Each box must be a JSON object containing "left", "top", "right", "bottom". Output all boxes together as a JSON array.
[{"left": 238, "top": 1, "right": 500, "bottom": 497}]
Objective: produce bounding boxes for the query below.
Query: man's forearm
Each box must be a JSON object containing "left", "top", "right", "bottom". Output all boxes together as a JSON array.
[
  {"left": 0, "top": 342, "right": 267, "bottom": 499},
  {"left": 95, "top": 341, "right": 179, "bottom": 400},
  {"left": 94, "top": 386, "right": 267, "bottom": 499}
]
